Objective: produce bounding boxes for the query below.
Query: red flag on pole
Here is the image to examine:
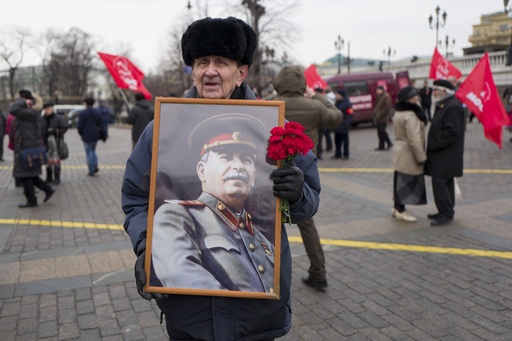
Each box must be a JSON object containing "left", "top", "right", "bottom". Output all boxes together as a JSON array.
[
  {"left": 98, "top": 52, "right": 152, "bottom": 99},
  {"left": 455, "top": 53, "right": 511, "bottom": 149},
  {"left": 428, "top": 47, "right": 462, "bottom": 80},
  {"left": 304, "top": 64, "right": 327, "bottom": 90}
]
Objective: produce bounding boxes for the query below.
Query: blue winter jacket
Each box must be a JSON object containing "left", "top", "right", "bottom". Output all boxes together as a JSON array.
[
  {"left": 77, "top": 107, "right": 102, "bottom": 143},
  {"left": 121, "top": 83, "right": 321, "bottom": 341}
]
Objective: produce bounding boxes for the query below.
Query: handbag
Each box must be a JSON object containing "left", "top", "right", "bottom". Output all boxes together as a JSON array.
[
  {"left": 99, "top": 124, "right": 108, "bottom": 142},
  {"left": 20, "top": 145, "right": 48, "bottom": 169},
  {"left": 58, "top": 137, "right": 69, "bottom": 160}
]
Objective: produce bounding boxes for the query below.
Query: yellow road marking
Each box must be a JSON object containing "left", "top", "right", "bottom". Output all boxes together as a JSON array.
[
  {"left": 288, "top": 236, "right": 512, "bottom": 259},
  {"left": 1, "top": 166, "right": 511, "bottom": 173},
  {"left": 0, "top": 165, "right": 125, "bottom": 170},
  {"left": 1, "top": 218, "right": 511, "bottom": 259},
  {"left": 0, "top": 218, "right": 124, "bottom": 230},
  {"left": 318, "top": 168, "right": 512, "bottom": 174}
]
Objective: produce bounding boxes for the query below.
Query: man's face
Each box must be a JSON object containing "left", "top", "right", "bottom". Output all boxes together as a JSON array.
[
  {"left": 44, "top": 107, "right": 54, "bottom": 116},
  {"left": 197, "top": 149, "right": 256, "bottom": 209},
  {"left": 432, "top": 87, "right": 445, "bottom": 100},
  {"left": 192, "top": 56, "right": 248, "bottom": 99}
]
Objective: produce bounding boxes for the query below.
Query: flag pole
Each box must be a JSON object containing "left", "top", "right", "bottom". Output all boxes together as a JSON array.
[{"left": 118, "top": 89, "right": 132, "bottom": 111}]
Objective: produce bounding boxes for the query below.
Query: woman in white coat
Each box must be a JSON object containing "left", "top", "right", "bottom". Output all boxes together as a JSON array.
[{"left": 391, "top": 86, "right": 428, "bottom": 222}]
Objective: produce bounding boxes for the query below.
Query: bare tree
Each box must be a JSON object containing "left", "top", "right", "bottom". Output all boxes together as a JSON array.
[
  {"left": 35, "top": 29, "right": 61, "bottom": 98},
  {"left": 0, "top": 27, "right": 33, "bottom": 98},
  {"left": 49, "top": 27, "right": 96, "bottom": 97},
  {"left": 236, "top": 0, "right": 300, "bottom": 95}
]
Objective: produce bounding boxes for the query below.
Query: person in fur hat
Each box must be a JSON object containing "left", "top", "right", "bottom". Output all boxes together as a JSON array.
[
  {"left": 425, "top": 79, "right": 465, "bottom": 226},
  {"left": 122, "top": 17, "right": 320, "bottom": 340}
]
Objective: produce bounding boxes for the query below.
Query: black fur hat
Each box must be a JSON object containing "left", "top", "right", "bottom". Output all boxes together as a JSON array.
[
  {"left": 181, "top": 17, "right": 257, "bottom": 67},
  {"left": 397, "top": 86, "right": 419, "bottom": 103},
  {"left": 18, "top": 89, "right": 33, "bottom": 101}
]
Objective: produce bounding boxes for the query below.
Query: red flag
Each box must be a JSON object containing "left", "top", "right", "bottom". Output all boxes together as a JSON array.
[
  {"left": 304, "top": 64, "right": 327, "bottom": 90},
  {"left": 455, "top": 53, "right": 511, "bottom": 149},
  {"left": 97, "top": 52, "right": 152, "bottom": 99},
  {"left": 428, "top": 47, "right": 462, "bottom": 80}
]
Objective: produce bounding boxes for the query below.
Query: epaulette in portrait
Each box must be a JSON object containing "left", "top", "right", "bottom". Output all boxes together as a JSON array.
[{"left": 164, "top": 199, "right": 205, "bottom": 206}]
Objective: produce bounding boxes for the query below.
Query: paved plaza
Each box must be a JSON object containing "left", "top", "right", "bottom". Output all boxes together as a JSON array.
[{"left": 1, "top": 120, "right": 512, "bottom": 340}]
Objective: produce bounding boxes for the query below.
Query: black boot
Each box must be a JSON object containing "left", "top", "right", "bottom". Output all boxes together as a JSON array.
[
  {"left": 46, "top": 167, "right": 53, "bottom": 183},
  {"left": 54, "top": 166, "right": 61, "bottom": 184},
  {"left": 19, "top": 201, "right": 38, "bottom": 208}
]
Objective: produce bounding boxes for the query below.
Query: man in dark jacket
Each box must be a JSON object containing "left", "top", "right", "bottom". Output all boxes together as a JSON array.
[
  {"left": 425, "top": 79, "right": 465, "bottom": 226},
  {"left": 0, "top": 109, "right": 5, "bottom": 161},
  {"left": 374, "top": 85, "right": 393, "bottom": 151},
  {"left": 122, "top": 17, "right": 320, "bottom": 340},
  {"left": 10, "top": 89, "right": 55, "bottom": 207},
  {"left": 419, "top": 80, "right": 433, "bottom": 121},
  {"left": 273, "top": 64, "right": 341, "bottom": 291},
  {"left": 77, "top": 97, "right": 104, "bottom": 176},
  {"left": 41, "top": 102, "right": 68, "bottom": 184},
  {"left": 333, "top": 89, "right": 354, "bottom": 160},
  {"left": 126, "top": 92, "right": 153, "bottom": 149}
]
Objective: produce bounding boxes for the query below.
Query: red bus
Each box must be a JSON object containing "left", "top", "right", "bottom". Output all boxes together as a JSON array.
[{"left": 325, "top": 71, "right": 410, "bottom": 126}]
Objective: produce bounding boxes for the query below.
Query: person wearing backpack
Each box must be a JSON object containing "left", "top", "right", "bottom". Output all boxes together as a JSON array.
[{"left": 126, "top": 92, "right": 154, "bottom": 149}]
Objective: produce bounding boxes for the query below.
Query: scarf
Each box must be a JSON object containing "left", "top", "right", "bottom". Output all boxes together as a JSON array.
[{"left": 394, "top": 102, "right": 428, "bottom": 126}]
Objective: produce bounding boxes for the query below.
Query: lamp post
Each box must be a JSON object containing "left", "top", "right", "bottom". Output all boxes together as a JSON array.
[
  {"left": 443, "top": 35, "right": 456, "bottom": 57},
  {"left": 383, "top": 47, "right": 396, "bottom": 65},
  {"left": 334, "top": 35, "right": 344, "bottom": 75},
  {"left": 429, "top": 6, "right": 447, "bottom": 48},
  {"left": 504, "top": 0, "right": 512, "bottom": 66}
]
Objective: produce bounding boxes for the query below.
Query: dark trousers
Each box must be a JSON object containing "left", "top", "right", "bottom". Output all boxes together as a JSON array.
[
  {"left": 297, "top": 217, "right": 326, "bottom": 280},
  {"left": 21, "top": 176, "right": 52, "bottom": 203},
  {"left": 432, "top": 177, "right": 455, "bottom": 219},
  {"left": 333, "top": 132, "right": 350, "bottom": 158},
  {"left": 317, "top": 128, "right": 332, "bottom": 156},
  {"left": 422, "top": 105, "right": 432, "bottom": 121},
  {"left": 376, "top": 122, "right": 392, "bottom": 149},
  {"left": 0, "top": 133, "right": 4, "bottom": 160}
]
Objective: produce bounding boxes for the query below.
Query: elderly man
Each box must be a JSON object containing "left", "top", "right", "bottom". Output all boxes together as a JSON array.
[
  {"left": 122, "top": 17, "right": 320, "bottom": 340},
  {"left": 425, "top": 79, "right": 465, "bottom": 226},
  {"left": 152, "top": 114, "right": 275, "bottom": 293}
]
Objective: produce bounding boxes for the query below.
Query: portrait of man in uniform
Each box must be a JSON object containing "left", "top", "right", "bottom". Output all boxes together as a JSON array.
[{"left": 146, "top": 103, "right": 283, "bottom": 298}]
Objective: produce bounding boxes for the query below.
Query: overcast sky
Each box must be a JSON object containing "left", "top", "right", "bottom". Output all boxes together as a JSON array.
[{"left": 1, "top": 0, "right": 507, "bottom": 73}]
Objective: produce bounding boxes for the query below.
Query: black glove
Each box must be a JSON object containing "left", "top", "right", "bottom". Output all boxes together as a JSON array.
[
  {"left": 270, "top": 166, "right": 304, "bottom": 204},
  {"left": 135, "top": 250, "right": 153, "bottom": 300},
  {"left": 134, "top": 250, "right": 169, "bottom": 301}
]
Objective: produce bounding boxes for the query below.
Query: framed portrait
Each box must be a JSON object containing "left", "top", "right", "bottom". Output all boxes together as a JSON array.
[{"left": 145, "top": 97, "right": 285, "bottom": 300}]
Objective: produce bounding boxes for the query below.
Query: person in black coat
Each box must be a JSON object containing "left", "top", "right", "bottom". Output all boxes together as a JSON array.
[
  {"left": 126, "top": 92, "right": 154, "bottom": 149},
  {"left": 418, "top": 80, "right": 433, "bottom": 121},
  {"left": 0, "top": 109, "right": 6, "bottom": 161},
  {"left": 331, "top": 89, "right": 354, "bottom": 160},
  {"left": 41, "top": 102, "right": 68, "bottom": 184},
  {"left": 425, "top": 79, "right": 465, "bottom": 226}
]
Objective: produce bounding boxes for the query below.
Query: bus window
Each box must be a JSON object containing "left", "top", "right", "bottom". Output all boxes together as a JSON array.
[{"left": 344, "top": 81, "right": 368, "bottom": 96}]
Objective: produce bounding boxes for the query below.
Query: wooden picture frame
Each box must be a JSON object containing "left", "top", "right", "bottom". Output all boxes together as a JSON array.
[{"left": 145, "top": 97, "right": 285, "bottom": 300}]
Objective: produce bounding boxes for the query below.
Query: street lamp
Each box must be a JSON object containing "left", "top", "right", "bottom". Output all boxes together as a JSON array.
[
  {"left": 383, "top": 47, "right": 396, "bottom": 65},
  {"left": 442, "top": 35, "right": 456, "bottom": 57},
  {"left": 334, "top": 35, "right": 344, "bottom": 75},
  {"left": 429, "top": 6, "right": 447, "bottom": 48},
  {"left": 504, "top": 0, "right": 512, "bottom": 66}
]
